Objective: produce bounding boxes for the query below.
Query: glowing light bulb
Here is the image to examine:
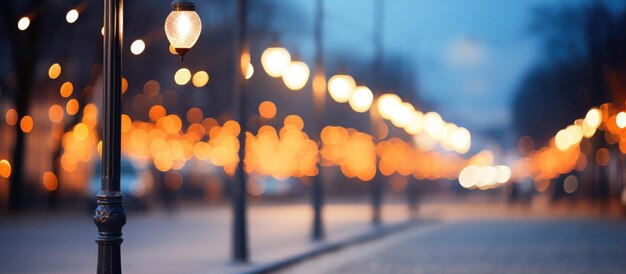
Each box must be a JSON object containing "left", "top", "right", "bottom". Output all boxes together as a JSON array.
[
  {"left": 424, "top": 112, "right": 444, "bottom": 140},
  {"left": 585, "top": 108, "right": 602, "bottom": 129},
  {"left": 449, "top": 127, "right": 471, "bottom": 153},
  {"left": 164, "top": 0, "right": 202, "bottom": 59},
  {"left": 18, "top": 17, "right": 30, "bottom": 31},
  {"left": 192, "top": 71, "right": 209, "bottom": 87},
  {"left": 66, "top": 9, "right": 79, "bottom": 23},
  {"left": 376, "top": 94, "right": 402, "bottom": 120},
  {"left": 130, "top": 39, "right": 146, "bottom": 55},
  {"left": 261, "top": 46, "right": 291, "bottom": 77},
  {"left": 391, "top": 102, "right": 415, "bottom": 128},
  {"left": 282, "top": 61, "right": 310, "bottom": 90},
  {"left": 349, "top": 86, "right": 373, "bottom": 113},
  {"left": 328, "top": 74, "right": 356, "bottom": 103},
  {"left": 174, "top": 68, "right": 191, "bottom": 85}
]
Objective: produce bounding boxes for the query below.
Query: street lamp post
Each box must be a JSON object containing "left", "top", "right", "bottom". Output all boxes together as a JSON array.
[
  {"left": 95, "top": 0, "right": 202, "bottom": 272},
  {"left": 94, "top": 0, "right": 126, "bottom": 273},
  {"left": 311, "top": 0, "right": 325, "bottom": 241},
  {"left": 370, "top": 0, "right": 384, "bottom": 226},
  {"left": 233, "top": 0, "right": 250, "bottom": 262}
]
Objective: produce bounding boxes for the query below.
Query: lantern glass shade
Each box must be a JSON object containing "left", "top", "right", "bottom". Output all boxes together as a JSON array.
[
  {"left": 282, "top": 61, "right": 310, "bottom": 90},
  {"left": 261, "top": 47, "right": 291, "bottom": 77},
  {"left": 164, "top": 10, "right": 202, "bottom": 56},
  {"left": 328, "top": 74, "right": 356, "bottom": 103}
]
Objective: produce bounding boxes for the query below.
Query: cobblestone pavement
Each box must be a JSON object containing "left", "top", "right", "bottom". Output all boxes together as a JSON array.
[{"left": 278, "top": 218, "right": 626, "bottom": 274}]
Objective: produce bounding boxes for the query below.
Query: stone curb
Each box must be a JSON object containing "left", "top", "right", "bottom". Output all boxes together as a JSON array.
[{"left": 237, "top": 219, "right": 423, "bottom": 274}]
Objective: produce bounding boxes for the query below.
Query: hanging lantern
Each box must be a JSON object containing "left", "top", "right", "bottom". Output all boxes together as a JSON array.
[{"left": 164, "top": 0, "right": 202, "bottom": 60}]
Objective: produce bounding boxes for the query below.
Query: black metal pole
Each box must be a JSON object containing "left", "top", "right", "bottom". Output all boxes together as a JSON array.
[
  {"left": 233, "top": 0, "right": 249, "bottom": 262},
  {"left": 370, "top": 0, "right": 384, "bottom": 226},
  {"left": 94, "top": 0, "right": 126, "bottom": 273},
  {"left": 406, "top": 179, "right": 418, "bottom": 218},
  {"left": 311, "top": 0, "right": 325, "bottom": 241},
  {"left": 370, "top": 176, "right": 382, "bottom": 225}
]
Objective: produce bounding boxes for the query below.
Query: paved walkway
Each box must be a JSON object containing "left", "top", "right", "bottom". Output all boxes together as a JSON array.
[
  {"left": 278, "top": 218, "right": 626, "bottom": 274},
  {"left": 0, "top": 201, "right": 412, "bottom": 274},
  {"left": 2, "top": 195, "right": 624, "bottom": 274}
]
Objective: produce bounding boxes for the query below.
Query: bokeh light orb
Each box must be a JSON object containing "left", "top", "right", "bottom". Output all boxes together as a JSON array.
[
  {"left": 328, "top": 74, "right": 356, "bottom": 103},
  {"left": 17, "top": 17, "right": 30, "bottom": 31},
  {"left": 130, "top": 39, "right": 146, "bottom": 55},
  {"left": 174, "top": 68, "right": 192, "bottom": 85},
  {"left": 282, "top": 61, "right": 309, "bottom": 90},
  {"left": 66, "top": 9, "right": 79, "bottom": 23},
  {"left": 261, "top": 47, "right": 291, "bottom": 77},
  {"left": 348, "top": 86, "right": 373, "bottom": 113}
]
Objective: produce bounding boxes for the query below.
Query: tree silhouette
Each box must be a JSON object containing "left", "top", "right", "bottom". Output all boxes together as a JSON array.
[{"left": 513, "top": 1, "right": 625, "bottom": 144}]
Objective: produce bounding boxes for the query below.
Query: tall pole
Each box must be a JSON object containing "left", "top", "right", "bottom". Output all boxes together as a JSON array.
[
  {"left": 311, "top": 0, "right": 325, "bottom": 241},
  {"left": 370, "top": 0, "right": 384, "bottom": 226},
  {"left": 94, "top": 0, "right": 126, "bottom": 273},
  {"left": 233, "top": 0, "right": 249, "bottom": 262}
]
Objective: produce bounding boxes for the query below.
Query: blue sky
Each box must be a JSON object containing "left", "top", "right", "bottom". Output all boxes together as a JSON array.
[
  {"left": 267, "top": 0, "right": 626, "bottom": 154},
  {"left": 322, "top": 0, "right": 556, "bottom": 133},
  {"left": 283, "top": 0, "right": 591, "bottom": 135}
]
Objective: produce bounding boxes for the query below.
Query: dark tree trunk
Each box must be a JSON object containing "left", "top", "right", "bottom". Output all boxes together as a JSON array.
[{"left": 1, "top": 0, "right": 44, "bottom": 212}]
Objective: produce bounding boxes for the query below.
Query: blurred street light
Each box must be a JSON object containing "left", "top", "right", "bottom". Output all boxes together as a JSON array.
[
  {"left": 261, "top": 46, "right": 291, "bottom": 77},
  {"left": 349, "top": 86, "right": 373, "bottom": 113},
  {"left": 17, "top": 17, "right": 30, "bottom": 31},
  {"left": 66, "top": 9, "right": 79, "bottom": 23},
  {"left": 164, "top": 0, "right": 202, "bottom": 59},
  {"left": 282, "top": 61, "right": 310, "bottom": 90},
  {"left": 376, "top": 93, "right": 401, "bottom": 120},
  {"left": 450, "top": 127, "right": 471, "bottom": 154},
  {"left": 130, "top": 39, "right": 146, "bottom": 55},
  {"left": 585, "top": 108, "right": 602, "bottom": 128},
  {"left": 192, "top": 71, "right": 209, "bottom": 87},
  {"left": 174, "top": 68, "right": 191, "bottom": 85},
  {"left": 328, "top": 74, "right": 356, "bottom": 103}
]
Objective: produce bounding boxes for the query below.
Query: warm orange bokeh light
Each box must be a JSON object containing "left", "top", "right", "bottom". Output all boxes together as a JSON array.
[
  {"left": 60, "top": 82, "right": 73, "bottom": 98},
  {"left": 20, "top": 115, "right": 33, "bottom": 133},
  {"left": 258, "top": 101, "right": 277, "bottom": 119},
  {"left": 192, "top": 71, "right": 209, "bottom": 88},
  {"left": 320, "top": 126, "right": 377, "bottom": 181},
  {"left": 149, "top": 105, "right": 166, "bottom": 122},
  {"left": 49, "top": 104, "right": 64, "bottom": 123},
  {"left": 121, "top": 114, "right": 132, "bottom": 133},
  {"left": 6, "top": 108, "right": 18, "bottom": 126},
  {"left": 73, "top": 123, "right": 89, "bottom": 141},
  {"left": 42, "top": 171, "right": 58, "bottom": 191},
  {"left": 143, "top": 80, "right": 160, "bottom": 97},
  {"left": 0, "top": 159, "right": 11, "bottom": 178},
  {"left": 48, "top": 63, "right": 62, "bottom": 79},
  {"left": 66, "top": 99, "right": 79, "bottom": 115},
  {"left": 284, "top": 115, "right": 304, "bottom": 130},
  {"left": 596, "top": 148, "right": 610, "bottom": 166},
  {"left": 122, "top": 77, "right": 129, "bottom": 94},
  {"left": 186, "top": 108, "right": 203, "bottom": 123}
]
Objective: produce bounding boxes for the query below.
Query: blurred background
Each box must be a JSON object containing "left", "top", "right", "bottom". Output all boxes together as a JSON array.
[{"left": 1, "top": 0, "right": 626, "bottom": 273}]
